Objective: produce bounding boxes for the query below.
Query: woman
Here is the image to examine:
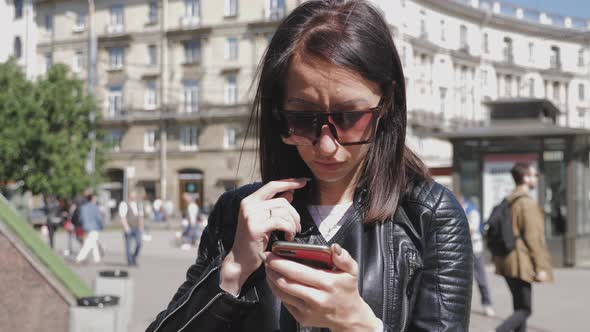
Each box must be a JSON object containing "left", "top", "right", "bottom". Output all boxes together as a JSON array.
[{"left": 147, "top": 1, "right": 472, "bottom": 331}]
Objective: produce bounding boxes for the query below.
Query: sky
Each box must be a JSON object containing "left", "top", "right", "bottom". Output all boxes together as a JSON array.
[{"left": 504, "top": 0, "right": 590, "bottom": 19}]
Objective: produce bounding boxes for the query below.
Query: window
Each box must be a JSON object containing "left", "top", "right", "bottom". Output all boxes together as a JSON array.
[
  {"left": 180, "top": 127, "right": 199, "bottom": 151},
  {"left": 185, "top": 0, "right": 200, "bottom": 17},
  {"left": 482, "top": 33, "right": 489, "bottom": 53},
  {"left": 553, "top": 82, "right": 560, "bottom": 101},
  {"left": 224, "top": 127, "right": 238, "bottom": 148},
  {"left": 148, "top": 2, "right": 158, "bottom": 24},
  {"left": 184, "top": 41, "right": 201, "bottom": 64},
  {"left": 108, "top": 86, "right": 123, "bottom": 117},
  {"left": 148, "top": 45, "right": 158, "bottom": 66},
  {"left": 225, "top": 74, "right": 238, "bottom": 105},
  {"left": 268, "top": 0, "right": 286, "bottom": 20},
  {"left": 74, "top": 11, "right": 86, "bottom": 31},
  {"left": 73, "top": 51, "right": 84, "bottom": 73},
  {"left": 225, "top": 0, "right": 238, "bottom": 17},
  {"left": 528, "top": 42, "right": 534, "bottom": 62},
  {"left": 578, "top": 48, "right": 585, "bottom": 67},
  {"left": 505, "top": 75, "right": 512, "bottom": 97},
  {"left": 145, "top": 80, "right": 157, "bottom": 109},
  {"left": 439, "top": 87, "right": 447, "bottom": 114},
  {"left": 579, "top": 84, "right": 585, "bottom": 101},
  {"left": 225, "top": 37, "right": 239, "bottom": 60},
  {"left": 14, "top": 0, "right": 23, "bottom": 19},
  {"left": 144, "top": 130, "right": 158, "bottom": 152},
  {"left": 503, "top": 37, "right": 513, "bottom": 62},
  {"left": 110, "top": 5, "right": 124, "bottom": 29},
  {"left": 109, "top": 47, "right": 124, "bottom": 69},
  {"left": 529, "top": 78, "right": 535, "bottom": 97},
  {"left": 45, "top": 53, "right": 53, "bottom": 72},
  {"left": 13, "top": 37, "right": 22, "bottom": 59},
  {"left": 419, "top": 10, "right": 427, "bottom": 38},
  {"left": 183, "top": 80, "right": 199, "bottom": 113},
  {"left": 550, "top": 46, "right": 561, "bottom": 69},
  {"left": 481, "top": 69, "right": 488, "bottom": 85},
  {"left": 45, "top": 15, "right": 53, "bottom": 32},
  {"left": 105, "top": 129, "right": 123, "bottom": 152},
  {"left": 459, "top": 25, "right": 468, "bottom": 50},
  {"left": 440, "top": 20, "right": 446, "bottom": 41}
]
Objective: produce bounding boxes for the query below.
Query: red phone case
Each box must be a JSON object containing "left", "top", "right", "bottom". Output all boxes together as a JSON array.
[{"left": 272, "top": 242, "right": 334, "bottom": 269}]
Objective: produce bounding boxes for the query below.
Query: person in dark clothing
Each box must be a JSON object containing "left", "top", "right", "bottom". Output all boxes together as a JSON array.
[
  {"left": 43, "top": 195, "right": 64, "bottom": 249},
  {"left": 147, "top": 1, "right": 473, "bottom": 331}
]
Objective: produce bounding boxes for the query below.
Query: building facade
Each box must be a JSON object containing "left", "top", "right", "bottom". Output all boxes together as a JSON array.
[
  {"left": 374, "top": 0, "right": 590, "bottom": 184},
  {"left": 1, "top": 0, "right": 38, "bottom": 79},
  {"left": 34, "top": 0, "right": 298, "bottom": 214},
  {"left": 33, "top": 0, "right": 590, "bottom": 218}
]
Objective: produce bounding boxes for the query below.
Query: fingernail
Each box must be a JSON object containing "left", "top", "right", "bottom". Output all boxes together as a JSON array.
[
  {"left": 332, "top": 244, "right": 342, "bottom": 256},
  {"left": 296, "top": 177, "right": 311, "bottom": 182},
  {"left": 257, "top": 252, "right": 266, "bottom": 263}
]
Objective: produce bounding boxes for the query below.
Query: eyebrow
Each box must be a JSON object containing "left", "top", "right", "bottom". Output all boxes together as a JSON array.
[{"left": 286, "top": 97, "right": 370, "bottom": 108}]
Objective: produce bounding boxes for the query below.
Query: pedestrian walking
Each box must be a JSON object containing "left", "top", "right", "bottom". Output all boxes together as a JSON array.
[
  {"left": 119, "top": 191, "right": 144, "bottom": 266},
  {"left": 180, "top": 193, "right": 199, "bottom": 250},
  {"left": 493, "top": 162, "right": 553, "bottom": 332},
  {"left": 147, "top": 1, "right": 473, "bottom": 330},
  {"left": 458, "top": 193, "right": 496, "bottom": 317},
  {"left": 75, "top": 194, "right": 104, "bottom": 264}
]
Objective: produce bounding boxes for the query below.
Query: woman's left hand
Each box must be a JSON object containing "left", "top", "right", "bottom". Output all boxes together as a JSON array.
[{"left": 264, "top": 244, "right": 380, "bottom": 332}]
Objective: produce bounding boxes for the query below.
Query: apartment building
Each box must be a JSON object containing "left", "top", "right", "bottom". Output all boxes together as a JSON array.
[
  {"left": 1, "top": 0, "right": 37, "bottom": 79},
  {"left": 35, "top": 0, "right": 297, "bottom": 213},
  {"left": 377, "top": 0, "right": 590, "bottom": 180},
  {"left": 34, "top": 0, "right": 590, "bottom": 215}
]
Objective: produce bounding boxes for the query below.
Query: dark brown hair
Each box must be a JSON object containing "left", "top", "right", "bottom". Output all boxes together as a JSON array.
[
  {"left": 511, "top": 162, "right": 532, "bottom": 185},
  {"left": 250, "top": 0, "right": 430, "bottom": 224}
]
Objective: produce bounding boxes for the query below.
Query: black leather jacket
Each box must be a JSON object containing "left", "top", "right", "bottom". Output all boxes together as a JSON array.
[{"left": 147, "top": 180, "right": 473, "bottom": 332}]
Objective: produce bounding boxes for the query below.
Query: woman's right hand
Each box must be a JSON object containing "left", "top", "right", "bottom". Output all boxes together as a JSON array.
[{"left": 220, "top": 178, "right": 309, "bottom": 295}]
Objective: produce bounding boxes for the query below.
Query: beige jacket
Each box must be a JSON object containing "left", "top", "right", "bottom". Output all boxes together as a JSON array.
[{"left": 493, "top": 189, "right": 554, "bottom": 283}]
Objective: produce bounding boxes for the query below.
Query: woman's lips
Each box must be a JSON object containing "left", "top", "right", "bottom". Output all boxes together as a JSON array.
[{"left": 313, "top": 161, "right": 345, "bottom": 172}]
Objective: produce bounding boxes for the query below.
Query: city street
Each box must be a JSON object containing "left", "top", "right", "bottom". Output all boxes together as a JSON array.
[{"left": 54, "top": 229, "right": 589, "bottom": 332}]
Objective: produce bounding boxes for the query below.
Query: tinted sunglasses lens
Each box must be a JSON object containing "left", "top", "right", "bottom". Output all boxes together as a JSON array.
[
  {"left": 280, "top": 114, "right": 316, "bottom": 145},
  {"left": 331, "top": 111, "right": 378, "bottom": 144},
  {"left": 280, "top": 111, "right": 378, "bottom": 145}
]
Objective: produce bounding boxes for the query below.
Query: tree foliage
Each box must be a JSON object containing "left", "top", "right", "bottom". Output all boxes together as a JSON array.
[{"left": 0, "top": 60, "right": 104, "bottom": 199}]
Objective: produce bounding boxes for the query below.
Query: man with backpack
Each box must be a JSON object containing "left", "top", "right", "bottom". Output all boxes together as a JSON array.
[{"left": 491, "top": 162, "right": 553, "bottom": 332}]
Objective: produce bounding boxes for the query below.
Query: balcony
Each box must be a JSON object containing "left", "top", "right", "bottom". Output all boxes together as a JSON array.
[
  {"left": 105, "top": 24, "right": 125, "bottom": 35},
  {"left": 503, "top": 50, "right": 514, "bottom": 64},
  {"left": 550, "top": 57, "right": 562, "bottom": 71},
  {"left": 180, "top": 16, "right": 201, "bottom": 29}
]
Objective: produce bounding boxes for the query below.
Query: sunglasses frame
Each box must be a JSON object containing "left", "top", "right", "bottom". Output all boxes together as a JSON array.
[{"left": 275, "top": 96, "right": 386, "bottom": 146}]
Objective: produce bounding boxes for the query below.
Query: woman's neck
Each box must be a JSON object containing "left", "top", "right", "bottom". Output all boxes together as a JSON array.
[{"left": 314, "top": 180, "right": 356, "bottom": 205}]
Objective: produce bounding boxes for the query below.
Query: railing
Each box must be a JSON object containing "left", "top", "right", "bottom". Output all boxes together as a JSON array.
[
  {"left": 180, "top": 15, "right": 200, "bottom": 28},
  {"left": 105, "top": 24, "right": 124, "bottom": 35}
]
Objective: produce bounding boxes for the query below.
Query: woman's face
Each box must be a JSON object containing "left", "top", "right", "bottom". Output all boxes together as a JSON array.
[{"left": 283, "top": 55, "right": 381, "bottom": 186}]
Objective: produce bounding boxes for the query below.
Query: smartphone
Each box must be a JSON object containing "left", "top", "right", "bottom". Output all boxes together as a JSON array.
[{"left": 272, "top": 241, "right": 334, "bottom": 270}]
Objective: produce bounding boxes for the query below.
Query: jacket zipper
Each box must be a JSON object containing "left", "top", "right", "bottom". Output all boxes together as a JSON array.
[
  {"left": 399, "top": 249, "right": 418, "bottom": 332},
  {"left": 152, "top": 264, "right": 221, "bottom": 332}
]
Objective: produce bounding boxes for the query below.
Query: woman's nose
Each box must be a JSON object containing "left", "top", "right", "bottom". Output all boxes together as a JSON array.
[{"left": 315, "top": 124, "right": 339, "bottom": 156}]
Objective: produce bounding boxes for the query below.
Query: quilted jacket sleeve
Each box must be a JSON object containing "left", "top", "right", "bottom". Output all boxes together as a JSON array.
[
  {"left": 408, "top": 183, "right": 473, "bottom": 332},
  {"left": 146, "top": 190, "right": 259, "bottom": 332}
]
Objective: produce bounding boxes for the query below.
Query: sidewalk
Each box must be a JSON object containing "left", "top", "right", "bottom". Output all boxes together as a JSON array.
[{"left": 53, "top": 230, "right": 589, "bottom": 332}]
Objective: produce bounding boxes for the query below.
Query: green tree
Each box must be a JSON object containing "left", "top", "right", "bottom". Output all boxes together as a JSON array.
[{"left": 0, "top": 60, "right": 104, "bottom": 199}]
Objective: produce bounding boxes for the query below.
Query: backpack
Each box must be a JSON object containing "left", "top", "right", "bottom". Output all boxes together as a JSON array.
[{"left": 485, "top": 196, "right": 523, "bottom": 257}]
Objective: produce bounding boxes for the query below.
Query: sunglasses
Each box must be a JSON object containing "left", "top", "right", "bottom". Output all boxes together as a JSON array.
[{"left": 276, "top": 97, "right": 385, "bottom": 146}]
